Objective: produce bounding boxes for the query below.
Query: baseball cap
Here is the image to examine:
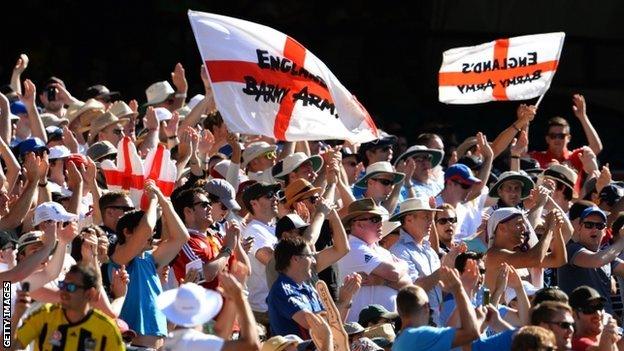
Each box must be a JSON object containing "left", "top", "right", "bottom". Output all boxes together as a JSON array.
[
  {"left": 486, "top": 207, "right": 525, "bottom": 243},
  {"left": 358, "top": 304, "right": 398, "bottom": 327},
  {"left": 580, "top": 206, "right": 608, "bottom": 222},
  {"left": 569, "top": 285, "right": 606, "bottom": 310},
  {"left": 17, "top": 231, "right": 44, "bottom": 253},
  {"left": 599, "top": 184, "right": 624, "bottom": 207},
  {"left": 445, "top": 163, "right": 481, "bottom": 185},
  {"left": 10, "top": 101, "right": 27, "bottom": 115},
  {"left": 276, "top": 214, "right": 309, "bottom": 239},
  {"left": 48, "top": 146, "right": 71, "bottom": 160},
  {"left": 204, "top": 179, "right": 241, "bottom": 211},
  {"left": 33, "top": 201, "right": 78, "bottom": 226},
  {"left": 43, "top": 76, "right": 66, "bottom": 89},
  {"left": 85, "top": 85, "right": 120, "bottom": 102},
  {"left": 17, "top": 137, "right": 48, "bottom": 156}
]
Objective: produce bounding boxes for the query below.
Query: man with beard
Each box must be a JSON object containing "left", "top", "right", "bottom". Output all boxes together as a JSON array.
[
  {"left": 484, "top": 207, "right": 567, "bottom": 290},
  {"left": 569, "top": 286, "right": 621, "bottom": 351},
  {"left": 242, "top": 182, "right": 281, "bottom": 329},
  {"left": 267, "top": 237, "right": 324, "bottom": 339},
  {"left": 557, "top": 206, "right": 624, "bottom": 315},
  {"left": 171, "top": 186, "right": 243, "bottom": 290}
]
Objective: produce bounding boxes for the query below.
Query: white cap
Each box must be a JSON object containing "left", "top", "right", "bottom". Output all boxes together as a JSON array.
[
  {"left": 187, "top": 94, "right": 205, "bottom": 110},
  {"left": 33, "top": 201, "right": 78, "bottom": 226},
  {"left": 154, "top": 107, "right": 173, "bottom": 122},
  {"left": 486, "top": 207, "right": 525, "bottom": 245},
  {"left": 48, "top": 146, "right": 71, "bottom": 160},
  {"left": 505, "top": 281, "right": 540, "bottom": 304}
]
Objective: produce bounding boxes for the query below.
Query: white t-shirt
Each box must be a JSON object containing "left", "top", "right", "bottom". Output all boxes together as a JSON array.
[
  {"left": 163, "top": 328, "right": 224, "bottom": 351},
  {"left": 337, "top": 235, "right": 400, "bottom": 322},
  {"left": 243, "top": 219, "right": 277, "bottom": 312},
  {"left": 436, "top": 192, "right": 488, "bottom": 241}
]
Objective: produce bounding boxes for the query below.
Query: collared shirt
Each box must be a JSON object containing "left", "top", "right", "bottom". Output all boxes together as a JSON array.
[
  {"left": 243, "top": 219, "right": 277, "bottom": 312},
  {"left": 390, "top": 229, "right": 442, "bottom": 326}
]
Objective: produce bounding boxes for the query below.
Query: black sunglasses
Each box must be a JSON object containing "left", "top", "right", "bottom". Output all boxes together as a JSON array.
[
  {"left": 582, "top": 221, "right": 606, "bottom": 230},
  {"left": 547, "top": 321, "right": 575, "bottom": 330},
  {"left": 193, "top": 201, "right": 211, "bottom": 209},
  {"left": 107, "top": 205, "right": 135, "bottom": 212},
  {"left": 436, "top": 217, "right": 457, "bottom": 225},
  {"left": 353, "top": 216, "right": 382, "bottom": 224},
  {"left": 372, "top": 178, "right": 394, "bottom": 186},
  {"left": 303, "top": 195, "right": 320, "bottom": 204},
  {"left": 547, "top": 133, "right": 568, "bottom": 140}
]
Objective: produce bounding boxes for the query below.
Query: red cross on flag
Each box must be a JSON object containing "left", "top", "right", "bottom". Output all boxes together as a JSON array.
[
  {"left": 188, "top": 10, "right": 378, "bottom": 143},
  {"left": 438, "top": 32, "right": 565, "bottom": 104}
]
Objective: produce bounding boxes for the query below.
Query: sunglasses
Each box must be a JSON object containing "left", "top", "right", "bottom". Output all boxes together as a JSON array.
[
  {"left": 107, "top": 205, "right": 135, "bottom": 212},
  {"left": 547, "top": 133, "right": 568, "bottom": 140},
  {"left": 547, "top": 321, "right": 575, "bottom": 330},
  {"left": 371, "top": 178, "right": 394, "bottom": 186},
  {"left": 353, "top": 216, "right": 382, "bottom": 224},
  {"left": 374, "top": 146, "right": 393, "bottom": 152},
  {"left": 582, "top": 221, "right": 606, "bottom": 230},
  {"left": 343, "top": 161, "right": 357, "bottom": 167},
  {"left": 58, "top": 281, "right": 87, "bottom": 293},
  {"left": 261, "top": 192, "right": 276, "bottom": 200},
  {"left": 412, "top": 154, "right": 433, "bottom": 162},
  {"left": 303, "top": 195, "right": 320, "bottom": 204},
  {"left": 193, "top": 201, "right": 211, "bottom": 209},
  {"left": 112, "top": 129, "right": 124, "bottom": 136},
  {"left": 436, "top": 217, "right": 457, "bottom": 225},
  {"left": 578, "top": 304, "right": 604, "bottom": 314},
  {"left": 262, "top": 151, "right": 277, "bottom": 160},
  {"left": 452, "top": 180, "right": 472, "bottom": 190}
]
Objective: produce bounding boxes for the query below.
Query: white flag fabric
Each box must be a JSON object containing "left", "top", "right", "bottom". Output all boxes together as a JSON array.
[
  {"left": 438, "top": 32, "right": 565, "bottom": 104},
  {"left": 101, "top": 137, "right": 145, "bottom": 208},
  {"left": 188, "top": 10, "right": 378, "bottom": 143}
]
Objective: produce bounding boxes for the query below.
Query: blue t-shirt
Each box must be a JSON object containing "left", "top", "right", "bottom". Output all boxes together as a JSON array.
[
  {"left": 108, "top": 251, "right": 168, "bottom": 337},
  {"left": 267, "top": 273, "right": 324, "bottom": 339},
  {"left": 392, "top": 326, "right": 456, "bottom": 351},
  {"left": 471, "top": 329, "right": 516, "bottom": 351}
]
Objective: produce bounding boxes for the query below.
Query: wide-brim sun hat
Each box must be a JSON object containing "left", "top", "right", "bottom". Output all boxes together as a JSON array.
[
  {"left": 341, "top": 198, "right": 389, "bottom": 227},
  {"left": 242, "top": 141, "right": 278, "bottom": 169},
  {"left": 488, "top": 171, "right": 535, "bottom": 199},
  {"left": 393, "top": 145, "right": 444, "bottom": 168},
  {"left": 389, "top": 197, "right": 441, "bottom": 222},
  {"left": 354, "top": 161, "right": 405, "bottom": 189},
  {"left": 273, "top": 152, "right": 323, "bottom": 180},
  {"left": 156, "top": 282, "right": 223, "bottom": 327},
  {"left": 284, "top": 178, "right": 322, "bottom": 209}
]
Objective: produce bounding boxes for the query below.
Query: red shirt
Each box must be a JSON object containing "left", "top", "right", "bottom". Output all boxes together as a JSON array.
[
  {"left": 572, "top": 336, "right": 597, "bottom": 351},
  {"left": 171, "top": 229, "right": 234, "bottom": 290},
  {"left": 529, "top": 147, "right": 584, "bottom": 195}
]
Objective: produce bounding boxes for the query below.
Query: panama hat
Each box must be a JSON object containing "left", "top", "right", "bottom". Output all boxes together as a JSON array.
[
  {"left": 393, "top": 145, "right": 444, "bottom": 168},
  {"left": 341, "top": 198, "right": 388, "bottom": 227},
  {"left": 389, "top": 197, "right": 441, "bottom": 222},
  {"left": 87, "top": 112, "right": 129, "bottom": 143},
  {"left": 273, "top": 152, "right": 323, "bottom": 180},
  {"left": 40, "top": 113, "right": 69, "bottom": 128},
  {"left": 242, "top": 141, "right": 278, "bottom": 169},
  {"left": 488, "top": 171, "right": 535, "bottom": 199},
  {"left": 543, "top": 164, "right": 578, "bottom": 196},
  {"left": 284, "top": 178, "right": 322, "bottom": 209},
  {"left": 143, "top": 81, "right": 175, "bottom": 107},
  {"left": 87, "top": 141, "right": 118, "bottom": 162},
  {"left": 109, "top": 100, "right": 138, "bottom": 119},
  {"left": 354, "top": 161, "right": 405, "bottom": 189},
  {"left": 156, "top": 282, "right": 223, "bottom": 327},
  {"left": 66, "top": 99, "right": 106, "bottom": 124}
]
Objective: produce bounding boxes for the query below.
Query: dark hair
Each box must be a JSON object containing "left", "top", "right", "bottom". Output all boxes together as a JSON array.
[
  {"left": 203, "top": 110, "right": 224, "bottom": 133},
  {"left": 454, "top": 251, "right": 483, "bottom": 273},
  {"left": 547, "top": 116, "right": 570, "bottom": 130},
  {"left": 569, "top": 200, "right": 596, "bottom": 221},
  {"left": 612, "top": 212, "right": 624, "bottom": 238},
  {"left": 415, "top": 133, "right": 442, "bottom": 148},
  {"left": 67, "top": 264, "right": 99, "bottom": 290},
  {"left": 99, "top": 191, "right": 129, "bottom": 218},
  {"left": 172, "top": 187, "right": 207, "bottom": 222},
  {"left": 511, "top": 326, "right": 556, "bottom": 351},
  {"left": 556, "top": 182, "right": 574, "bottom": 202},
  {"left": 274, "top": 237, "right": 308, "bottom": 272},
  {"left": 530, "top": 301, "right": 572, "bottom": 325},
  {"left": 532, "top": 286, "right": 569, "bottom": 306},
  {"left": 116, "top": 210, "right": 146, "bottom": 245},
  {"left": 396, "top": 285, "right": 427, "bottom": 317}
]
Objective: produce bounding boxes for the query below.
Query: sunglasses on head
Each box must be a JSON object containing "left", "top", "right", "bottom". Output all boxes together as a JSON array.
[
  {"left": 578, "top": 304, "right": 604, "bottom": 314},
  {"left": 436, "top": 217, "right": 457, "bottom": 225},
  {"left": 452, "top": 180, "right": 472, "bottom": 190},
  {"left": 353, "top": 216, "right": 382, "bottom": 224},
  {"left": 58, "top": 280, "right": 87, "bottom": 293},
  {"left": 371, "top": 178, "right": 394, "bottom": 186},
  {"left": 547, "top": 133, "right": 568, "bottom": 140},
  {"left": 582, "top": 221, "right": 606, "bottom": 230}
]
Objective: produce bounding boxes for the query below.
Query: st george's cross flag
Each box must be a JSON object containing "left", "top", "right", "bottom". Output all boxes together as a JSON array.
[
  {"left": 438, "top": 32, "right": 565, "bottom": 104},
  {"left": 140, "top": 144, "right": 177, "bottom": 209},
  {"left": 188, "top": 10, "right": 379, "bottom": 143}
]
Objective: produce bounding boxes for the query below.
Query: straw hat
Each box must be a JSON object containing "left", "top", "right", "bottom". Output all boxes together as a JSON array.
[
  {"left": 87, "top": 112, "right": 129, "bottom": 143},
  {"left": 66, "top": 99, "right": 105, "bottom": 124},
  {"left": 87, "top": 141, "right": 118, "bottom": 162},
  {"left": 273, "top": 152, "right": 323, "bottom": 180},
  {"left": 543, "top": 164, "right": 578, "bottom": 196},
  {"left": 341, "top": 198, "right": 388, "bottom": 227},
  {"left": 144, "top": 81, "right": 175, "bottom": 107},
  {"left": 393, "top": 145, "right": 444, "bottom": 168},
  {"left": 389, "top": 197, "right": 441, "bottom": 222},
  {"left": 242, "top": 141, "right": 277, "bottom": 168},
  {"left": 354, "top": 161, "right": 405, "bottom": 189},
  {"left": 284, "top": 178, "right": 322, "bottom": 209},
  {"left": 40, "top": 113, "right": 69, "bottom": 128},
  {"left": 109, "top": 101, "right": 138, "bottom": 119}
]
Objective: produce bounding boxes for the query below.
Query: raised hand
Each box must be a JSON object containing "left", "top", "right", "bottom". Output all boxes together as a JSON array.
[
  {"left": 338, "top": 273, "right": 362, "bottom": 307},
  {"left": 438, "top": 266, "right": 463, "bottom": 293},
  {"left": 111, "top": 265, "right": 130, "bottom": 298},
  {"left": 475, "top": 132, "right": 493, "bottom": 160},
  {"left": 516, "top": 104, "right": 536, "bottom": 125},
  {"left": 171, "top": 63, "right": 188, "bottom": 93},
  {"left": 572, "top": 94, "right": 587, "bottom": 120},
  {"left": 510, "top": 130, "right": 528, "bottom": 156},
  {"left": 200, "top": 64, "right": 213, "bottom": 96},
  {"left": 198, "top": 129, "right": 215, "bottom": 155},
  {"left": 13, "top": 54, "right": 29, "bottom": 75},
  {"left": 596, "top": 164, "right": 612, "bottom": 194},
  {"left": 305, "top": 312, "right": 333, "bottom": 351},
  {"left": 65, "top": 161, "right": 83, "bottom": 192},
  {"left": 218, "top": 272, "right": 244, "bottom": 300},
  {"left": 143, "top": 107, "right": 159, "bottom": 132},
  {"left": 128, "top": 100, "right": 139, "bottom": 114},
  {"left": 58, "top": 221, "right": 79, "bottom": 244},
  {"left": 163, "top": 111, "right": 180, "bottom": 138},
  {"left": 61, "top": 126, "right": 79, "bottom": 153},
  {"left": 22, "top": 79, "right": 37, "bottom": 107}
]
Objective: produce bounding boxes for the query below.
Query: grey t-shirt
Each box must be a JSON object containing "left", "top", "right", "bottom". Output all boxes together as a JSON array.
[{"left": 558, "top": 241, "right": 618, "bottom": 314}]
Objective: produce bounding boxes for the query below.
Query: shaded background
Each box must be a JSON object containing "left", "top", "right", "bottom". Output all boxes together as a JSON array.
[{"left": 2, "top": 0, "right": 623, "bottom": 170}]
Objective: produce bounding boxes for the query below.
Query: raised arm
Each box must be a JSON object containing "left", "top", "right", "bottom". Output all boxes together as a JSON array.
[
  {"left": 0, "top": 135, "right": 20, "bottom": 194},
  {"left": 541, "top": 210, "right": 568, "bottom": 268},
  {"left": 149, "top": 180, "right": 190, "bottom": 268},
  {"left": 10, "top": 54, "right": 28, "bottom": 95},
  {"left": 315, "top": 209, "right": 349, "bottom": 272},
  {"left": 111, "top": 188, "right": 157, "bottom": 266},
  {"left": 65, "top": 161, "right": 83, "bottom": 216},
  {"left": 0, "top": 228, "right": 56, "bottom": 283},
  {"left": 573, "top": 94, "right": 603, "bottom": 155},
  {"left": 22, "top": 80, "right": 47, "bottom": 143},
  {"left": 0, "top": 153, "right": 42, "bottom": 230},
  {"left": 139, "top": 107, "right": 160, "bottom": 156},
  {"left": 442, "top": 267, "right": 480, "bottom": 348},
  {"left": 220, "top": 272, "right": 261, "bottom": 351},
  {"left": 0, "top": 92, "right": 11, "bottom": 145},
  {"left": 467, "top": 132, "right": 492, "bottom": 201},
  {"left": 490, "top": 104, "right": 535, "bottom": 158},
  {"left": 170, "top": 63, "right": 188, "bottom": 111},
  {"left": 573, "top": 234, "right": 624, "bottom": 269}
]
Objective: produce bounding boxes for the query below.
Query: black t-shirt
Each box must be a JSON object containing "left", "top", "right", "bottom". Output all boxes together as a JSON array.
[{"left": 315, "top": 220, "right": 338, "bottom": 300}]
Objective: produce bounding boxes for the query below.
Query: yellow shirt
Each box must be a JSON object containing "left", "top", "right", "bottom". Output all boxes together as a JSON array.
[{"left": 16, "top": 303, "right": 125, "bottom": 351}]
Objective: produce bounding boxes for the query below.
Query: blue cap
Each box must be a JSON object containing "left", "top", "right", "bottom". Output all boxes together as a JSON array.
[
  {"left": 445, "top": 163, "right": 481, "bottom": 185},
  {"left": 580, "top": 206, "right": 607, "bottom": 222},
  {"left": 10, "top": 101, "right": 27, "bottom": 115},
  {"left": 17, "top": 137, "right": 48, "bottom": 156},
  {"left": 599, "top": 184, "right": 624, "bottom": 206}
]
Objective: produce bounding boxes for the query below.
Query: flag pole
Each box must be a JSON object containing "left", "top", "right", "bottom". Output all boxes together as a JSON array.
[{"left": 535, "top": 93, "right": 546, "bottom": 108}]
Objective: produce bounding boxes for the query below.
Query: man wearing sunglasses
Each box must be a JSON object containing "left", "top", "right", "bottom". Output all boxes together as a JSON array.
[
  {"left": 337, "top": 199, "right": 411, "bottom": 322},
  {"left": 354, "top": 161, "right": 406, "bottom": 214},
  {"left": 528, "top": 95, "right": 602, "bottom": 171},
  {"left": 242, "top": 141, "right": 279, "bottom": 184},
  {"left": 11, "top": 264, "right": 124, "bottom": 351},
  {"left": 569, "top": 285, "right": 622, "bottom": 351},
  {"left": 531, "top": 301, "right": 575, "bottom": 351},
  {"left": 558, "top": 207, "right": 624, "bottom": 315},
  {"left": 98, "top": 191, "right": 135, "bottom": 247}
]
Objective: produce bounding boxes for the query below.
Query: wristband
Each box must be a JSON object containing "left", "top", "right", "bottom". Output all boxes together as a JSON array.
[
  {"left": 510, "top": 155, "right": 521, "bottom": 159},
  {"left": 38, "top": 181, "right": 48, "bottom": 187},
  {"left": 512, "top": 123, "right": 522, "bottom": 132},
  {"left": 175, "top": 93, "right": 187, "bottom": 98}
]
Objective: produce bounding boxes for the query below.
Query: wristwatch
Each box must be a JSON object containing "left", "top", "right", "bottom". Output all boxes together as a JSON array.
[{"left": 220, "top": 247, "right": 233, "bottom": 256}]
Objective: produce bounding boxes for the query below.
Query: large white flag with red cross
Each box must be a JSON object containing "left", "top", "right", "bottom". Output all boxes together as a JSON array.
[
  {"left": 438, "top": 32, "right": 565, "bottom": 104},
  {"left": 188, "top": 10, "right": 379, "bottom": 143}
]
